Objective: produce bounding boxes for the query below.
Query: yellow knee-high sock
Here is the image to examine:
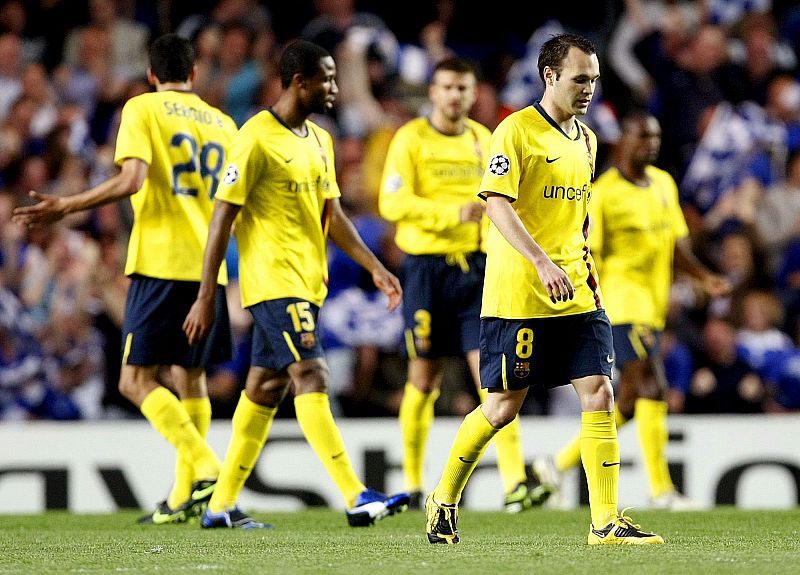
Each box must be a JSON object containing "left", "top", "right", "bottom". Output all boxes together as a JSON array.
[
  {"left": 635, "top": 398, "right": 673, "bottom": 498},
  {"left": 208, "top": 392, "right": 276, "bottom": 513},
  {"left": 295, "top": 392, "right": 366, "bottom": 509},
  {"left": 580, "top": 410, "right": 619, "bottom": 528},
  {"left": 399, "top": 383, "right": 439, "bottom": 492},
  {"left": 140, "top": 387, "right": 220, "bottom": 481},
  {"left": 167, "top": 397, "right": 213, "bottom": 509},
  {"left": 433, "top": 406, "right": 499, "bottom": 504},
  {"left": 478, "top": 388, "right": 525, "bottom": 493},
  {"left": 556, "top": 404, "right": 628, "bottom": 472}
]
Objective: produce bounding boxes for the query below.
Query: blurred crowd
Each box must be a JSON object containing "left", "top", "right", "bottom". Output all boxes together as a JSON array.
[{"left": 3, "top": 0, "right": 800, "bottom": 421}]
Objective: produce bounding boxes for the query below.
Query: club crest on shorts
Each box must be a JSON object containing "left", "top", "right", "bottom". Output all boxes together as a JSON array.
[
  {"left": 514, "top": 361, "right": 531, "bottom": 378},
  {"left": 300, "top": 332, "right": 316, "bottom": 349}
]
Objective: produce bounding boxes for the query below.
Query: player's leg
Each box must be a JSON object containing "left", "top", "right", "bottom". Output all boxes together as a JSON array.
[
  {"left": 167, "top": 366, "right": 213, "bottom": 512},
  {"left": 400, "top": 357, "right": 442, "bottom": 503},
  {"left": 397, "top": 256, "right": 442, "bottom": 504},
  {"left": 570, "top": 313, "right": 662, "bottom": 544},
  {"left": 467, "top": 351, "right": 533, "bottom": 511},
  {"left": 427, "top": 316, "right": 528, "bottom": 543},
  {"left": 427, "top": 388, "right": 527, "bottom": 543}
]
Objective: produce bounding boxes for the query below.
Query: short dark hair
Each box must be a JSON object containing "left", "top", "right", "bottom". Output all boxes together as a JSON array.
[
  {"left": 278, "top": 40, "right": 331, "bottom": 88},
  {"left": 149, "top": 33, "right": 194, "bottom": 83},
  {"left": 537, "top": 33, "right": 596, "bottom": 82},
  {"left": 432, "top": 57, "right": 475, "bottom": 77}
]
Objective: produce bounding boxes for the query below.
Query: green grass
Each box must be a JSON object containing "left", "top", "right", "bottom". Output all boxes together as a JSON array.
[{"left": 2, "top": 508, "right": 799, "bottom": 574}]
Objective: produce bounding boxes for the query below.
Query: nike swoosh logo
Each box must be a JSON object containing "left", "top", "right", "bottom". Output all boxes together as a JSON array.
[
  {"left": 332, "top": 451, "right": 345, "bottom": 460},
  {"left": 458, "top": 456, "right": 476, "bottom": 464},
  {"left": 284, "top": 157, "right": 293, "bottom": 163},
  {"left": 238, "top": 465, "right": 251, "bottom": 471},
  {"left": 545, "top": 156, "right": 560, "bottom": 163},
  {"left": 602, "top": 461, "right": 621, "bottom": 467},
  {"left": 606, "top": 355, "right": 614, "bottom": 363}
]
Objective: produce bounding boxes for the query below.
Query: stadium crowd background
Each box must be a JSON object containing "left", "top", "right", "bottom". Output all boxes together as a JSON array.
[{"left": 2, "top": 0, "right": 800, "bottom": 422}]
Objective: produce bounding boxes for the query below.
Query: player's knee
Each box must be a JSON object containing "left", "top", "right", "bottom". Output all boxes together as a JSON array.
[
  {"left": 290, "top": 359, "right": 330, "bottom": 395},
  {"left": 482, "top": 402, "right": 517, "bottom": 429},
  {"left": 578, "top": 379, "right": 614, "bottom": 412}
]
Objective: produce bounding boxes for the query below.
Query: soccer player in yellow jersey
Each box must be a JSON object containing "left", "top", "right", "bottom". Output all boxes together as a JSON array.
[
  {"left": 533, "top": 111, "right": 730, "bottom": 510},
  {"left": 379, "top": 57, "right": 542, "bottom": 513},
  {"left": 183, "top": 40, "right": 410, "bottom": 529},
  {"left": 425, "top": 33, "right": 664, "bottom": 545},
  {"left": 13, "top": 34, "right": 236, "bottom": 523}
]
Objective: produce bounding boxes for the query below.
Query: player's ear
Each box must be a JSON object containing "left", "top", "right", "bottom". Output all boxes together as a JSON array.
[
  {"left": 189, "top": 64, "right": 197, "bottom": 83},
  {"left": 146, "top": 68, "right": 157, "bottom": 87}
]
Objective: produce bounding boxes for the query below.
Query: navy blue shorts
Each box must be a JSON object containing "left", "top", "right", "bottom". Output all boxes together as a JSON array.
[
  {"left": 122, "top": 275, "right": 231, "bottom": 368},
  {"left": 612, "top": 324, "right": 662, "bottom": 370},
  {"left": 399, "top": 253, "right": 484, "bottom": 359},
  {"left": 249, "top": 297, "right": 325, "bottom": 371},
  {"left": 479, "top": 310, "right": 614, "bottom": 391}
]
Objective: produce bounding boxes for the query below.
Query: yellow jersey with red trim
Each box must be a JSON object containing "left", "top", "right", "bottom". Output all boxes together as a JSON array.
[
  {"left": 479, "top": 103, "right": 602, "bottom": 319},
  {"left": 215, "top": 110, "right": 341, "bottom": 308}
]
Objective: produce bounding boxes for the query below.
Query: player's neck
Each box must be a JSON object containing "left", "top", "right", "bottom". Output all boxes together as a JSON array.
[
  {"left": 618, "top": 161, "right": 649, "bottom": 186},
  {"left": 271, "top": 100, "right": 308, "bottom": 135},
  {"left": 429, "top": 110, "right": 465, "bottom": 136},
  {"left": 538, "top": 96, "right": 575, "bottom": 135},
  {"left": 156, "top": 81, "right": 192, "bottom": 92}
]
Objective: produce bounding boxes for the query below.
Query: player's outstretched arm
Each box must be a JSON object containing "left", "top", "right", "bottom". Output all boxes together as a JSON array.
[
  {"left": 485, "top": 192, "right": 574, "bottom": 303},
  {"left": 184, "top": 199, "right": 241, "bottom": 345},
  {"left": 674, "top": 237, "right": 732, "bottom": 298},
  {"left": 12, "top": 158, "right": 147, "bottom": 227},
  {"left": 328, "top": 198, "right": 402, "bottom": 311}
]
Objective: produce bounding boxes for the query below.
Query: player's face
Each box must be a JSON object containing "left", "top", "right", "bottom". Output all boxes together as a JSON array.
[
  {"left": 305, "top": 56, "right": 338, "bottom": 114},
  {"left": 429, "top": 70, "right": 477, "bottom": 122},
  {"left": 631, "top": 116, "right": 662, "bottom": 165},
  {"left": 548, "top": 47, "right": 600, "bottom": 117}
]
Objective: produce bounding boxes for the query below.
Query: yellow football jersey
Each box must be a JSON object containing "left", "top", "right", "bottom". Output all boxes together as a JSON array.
[
  {"left": 115, "top": 90, "right": 236, "bottom": 283},
  {"left": 379, "top": 117, "right": 491, "bottom": 254},
  {"left": 215, "top": 110, "right": 341, "bottom": 308},
  {"left": 479, "top": 103, "right": 602, "bottom": 319},
  {"left": 589, "top": 165, "right": 689, "bottom": 329}
]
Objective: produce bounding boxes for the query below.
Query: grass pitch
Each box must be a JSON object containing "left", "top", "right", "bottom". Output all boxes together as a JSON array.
[{"left": 2, "top": 507, "right": 799, "bottom": 574}]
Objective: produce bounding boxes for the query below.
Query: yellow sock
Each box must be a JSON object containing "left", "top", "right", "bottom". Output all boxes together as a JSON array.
[
  {"left": 208, "top": 392, "right": 276, "bottom": 513},
  {"left": 580, "top": 410, "right": 619, "bottom": 527},
  {"left": 140, "top": 387, "right": 220, "bottom": 481},
  {"left": 479, "top": 388, "right": 525, "bottom": 493},
  {"left": 433, "top": 406, "right": 498, "bottom": 504},
  {"left": 556, "top": 404, "right": 628, "bottom": 472},
  {"left": 635, "top": 398, "right": 674, "bottom": 498},
  {"left": 295, "top": 392, "right": 366, "bottom": 509},
  {"left": 167, "top": 397, "right": 213, "bottom": 509},
  {"left": 399, "top": 383, "right": 439, "bottom": 492}
]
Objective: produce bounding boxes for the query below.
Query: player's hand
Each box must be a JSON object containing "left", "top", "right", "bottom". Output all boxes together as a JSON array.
[
  {"left": 535, "top": 258, "right": 575, "bottom": 303},
  {"left": 183, "top": 297, "right": 215, "bottom": 345},
  {"left": 372, "top": 266, "right": 402, "bottom": 311},
  {"left": 460, "top": 202, "right": 485, "bottom": 223},
  {"left": 701, "top": 272, "right": 732, "bottom": 298},
  {"left": 12, "top": 191, "right": 68, "bottom": 227}
]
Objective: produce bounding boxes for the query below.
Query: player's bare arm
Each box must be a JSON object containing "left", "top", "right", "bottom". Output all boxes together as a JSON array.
[
  {"left": 328, "top": 198, "right": 402, "bottom": 311},
  {"left": 183, "top": 198, "right": 241, "bottom": 345},
  {"left": 485, "top": 192, "right": 574, "bottom": 303},
  {"left": 674, "top": 237, "right": 732, "bottom": 298},
  {"left": 12, "top": 158, "right": 147, "bottom": 227}
]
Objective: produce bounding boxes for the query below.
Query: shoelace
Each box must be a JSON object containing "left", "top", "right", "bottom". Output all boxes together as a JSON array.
[{"left": 617, "top": 507, "right": 642, "bottom": 530}]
